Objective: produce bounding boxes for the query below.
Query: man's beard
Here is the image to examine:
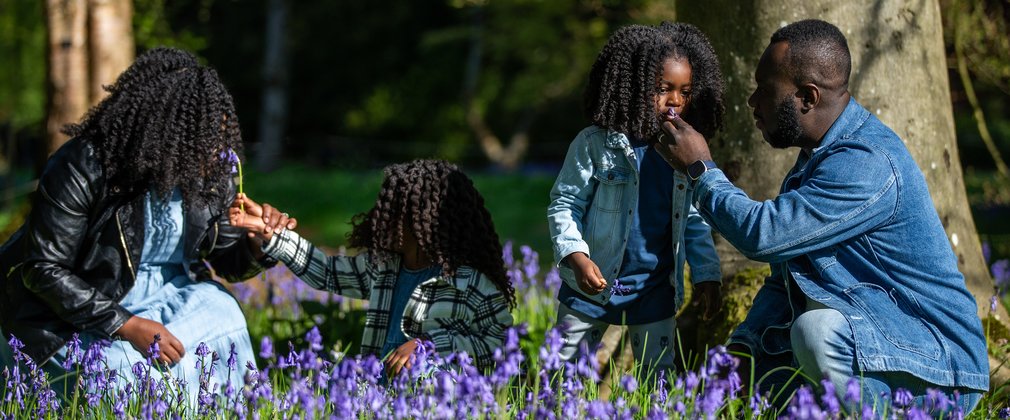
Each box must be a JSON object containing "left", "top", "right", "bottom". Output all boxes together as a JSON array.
[{"left": 766, "top": 98, "right": 803, "bottom": 149}]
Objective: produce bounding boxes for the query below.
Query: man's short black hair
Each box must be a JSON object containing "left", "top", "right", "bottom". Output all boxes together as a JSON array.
[{"left": 770, "top": 19, "right": 851, "bottom": 89}]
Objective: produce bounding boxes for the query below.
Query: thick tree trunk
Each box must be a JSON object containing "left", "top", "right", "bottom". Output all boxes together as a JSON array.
[
  {"left": 677, "top": 0, "right": 1005, "bottom": 378},
  {"left": 255, "top": 0, "right": 289, "bottom": 172},
  {"left": 44, "top": 0, "right": 133, "bottom": 156},
  {"left": 88, "top": 0, "right": 134, "bottom": 106},
  {"left": 44, "top": 0, "right": 89, "bottom": 156}
]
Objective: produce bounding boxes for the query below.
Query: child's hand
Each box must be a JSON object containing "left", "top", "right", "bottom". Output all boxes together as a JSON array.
[
  {"left": 565, "top": 252, "right": 607, "bottom": 295},
  {"left": 692, "top": 281, "right": 723, "bottom": 320},
  {"left": 229, "top": 193, "right": 297, "bottom": 241},
  {"left": 385, "top": 338, "right": 420, "bottom": 377}
]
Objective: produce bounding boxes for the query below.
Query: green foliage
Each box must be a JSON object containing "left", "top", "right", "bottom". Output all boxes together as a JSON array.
[{"left": 0, "top": 0, "right": 45, "bottom": 130}]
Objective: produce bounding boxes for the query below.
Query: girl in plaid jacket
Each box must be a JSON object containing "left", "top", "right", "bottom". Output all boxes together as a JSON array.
[{"left": 230, "top": 160, "right": 515, "bottom": 375}]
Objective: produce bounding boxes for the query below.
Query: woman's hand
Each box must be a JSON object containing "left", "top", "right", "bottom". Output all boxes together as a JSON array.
[
  {"left": 385, "top": 339, "right": 420, "bottom": 377},
  {"left": 229, "top": 193, "right": 297, "bottom": 242},
  {"left": 116, "top": 316, "right": 185, "bottom": 365}
]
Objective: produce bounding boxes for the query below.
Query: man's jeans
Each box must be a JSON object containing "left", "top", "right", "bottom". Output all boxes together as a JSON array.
[
  {"left": 791, "top": 299, "right": 982, "bottom": 415},
  {"left": 556, "top": 303, "right": 677, "bottom": 375}
]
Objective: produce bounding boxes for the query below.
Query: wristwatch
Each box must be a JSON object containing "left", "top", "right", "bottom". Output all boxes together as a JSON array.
[{"left": 687, "top": 160, "right": 717, "bottom": 181}]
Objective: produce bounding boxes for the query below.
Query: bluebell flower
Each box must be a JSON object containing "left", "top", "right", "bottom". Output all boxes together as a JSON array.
[
  {"left": 146, "top": 333, "right": 162, "bottom": 365},
  {"left": 786, "top": 386, "right": 824, "bottom": 419},
  {"left": 259, "top": 336, "right": 274, "bottom": 360},
  {"left": 62, "top": 333, "right": 83, "bottom": 370},
  {"left": 502, "top": 240, "right": 515, "bottom": 267},
  {"left": 620, "top": 374, "right": 638, "bottom": 393},
  {"left": 993, "top": 259, "right": 1010, "bottom": 290},
  {"left": 820, "top": 379, "right": 840, "bottom": 415},
  {"left": 612, "top": 278, "right": 631, "bottom": 296},
  {"left": 844, "top": 377, "right": 861, "bottom": 405},
  {"left": 227, "top": 342, "right": 238, "bottom": 372},
  {"left": 983, "top": 242, "right": 992, "bottom": 264}
]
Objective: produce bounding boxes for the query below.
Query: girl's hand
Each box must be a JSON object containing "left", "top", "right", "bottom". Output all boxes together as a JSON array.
[
  {"left": 385, "top": 339, "right": 420, "bottom": 377},
  {"left": 564, "top": 252, "right": 607, "bottom": 295}
]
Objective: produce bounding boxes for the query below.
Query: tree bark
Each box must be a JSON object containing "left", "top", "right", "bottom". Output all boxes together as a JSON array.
[
  {"left": 44, "top": 0, "right": 134, "bottom": 157},
  {"left": 88, "top": 0, "right": 134, "bottom": 106},
  {"left": 44, "top": 0, "right": 89, "bottom": 156},
  {"left": 461, "top": 6, "right": 531, "bottom": 171},
  {"left": 677, "top": 0, "right": 1005, "bottom": 377},
  {"left": 255, "top": 0, "right": 289, "bottom": 172}
]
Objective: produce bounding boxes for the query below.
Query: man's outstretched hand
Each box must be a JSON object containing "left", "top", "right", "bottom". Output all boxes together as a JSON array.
[{"left": 654, "top": 116, "right": 713, "bottom": 173}]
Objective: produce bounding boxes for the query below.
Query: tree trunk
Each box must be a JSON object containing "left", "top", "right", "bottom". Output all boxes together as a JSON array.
[
  {"left": 44, "top": 0, "right": 133, "bottom": 157},
  {"left": 255, "top": 0, "right": 289, "bottom": 172},
  {"left": 461, "top": 6, "right": 531, "bottom": 171},
  {"left": 88, "top": 0, "right": 134, "bottom": 106},
  {"left": 44, "top": 0, "right": 89, "bottom": 156},
  {"left": 677, "top": 0, "right": 1005, "bottom": 378}
]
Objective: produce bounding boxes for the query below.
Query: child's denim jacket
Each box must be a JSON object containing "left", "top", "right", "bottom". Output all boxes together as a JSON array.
[{"left": 547, "top": 125, "right": 721, "bottom": 308}]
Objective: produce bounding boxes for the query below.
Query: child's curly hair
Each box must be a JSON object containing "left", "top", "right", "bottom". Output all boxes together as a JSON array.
[
  {"left": 348, "top": 160, "right": 516, "bottom": 308},
  {"left": 63, "top": 47, "right": 243, "bottom": 206},
  {"left": 583, "top": 22, "right": 725, "bottom": 140}
]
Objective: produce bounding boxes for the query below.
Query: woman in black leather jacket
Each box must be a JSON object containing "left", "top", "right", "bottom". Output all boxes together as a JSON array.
[{"left": 0, "top": 47, "right": 274, "bottom": 397}]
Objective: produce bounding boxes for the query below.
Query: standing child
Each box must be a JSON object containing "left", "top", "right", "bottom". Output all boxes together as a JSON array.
[
  {"left": 547, "top": 22, "right": 726, "bottom": 373},
  {"left": 229, "top": 160, "right": 514, "bottom": 374}
]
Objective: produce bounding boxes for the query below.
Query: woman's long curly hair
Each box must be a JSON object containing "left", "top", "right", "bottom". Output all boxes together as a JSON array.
[
  {"left": 347, "top": 160, "right": 515, "bottom": 308},
  {"left": 583, "top": 22, "right": 725, "bottom": 140},
  {"left": 63, "top": 47, "right": 243, "bottom": 206}
]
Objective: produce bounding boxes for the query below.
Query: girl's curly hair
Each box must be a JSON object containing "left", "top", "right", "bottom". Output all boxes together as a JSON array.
[
  {"left": 347, "top": 160, "right": 515, "bottom": 308},
  {"left": 583, "top": 22, "right": 725, "bottom": 140},
  {"left": 63, "top": 47, "right": 243, "bottom": 206}
]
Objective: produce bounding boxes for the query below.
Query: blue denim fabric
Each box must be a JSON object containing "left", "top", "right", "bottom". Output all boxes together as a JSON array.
[
  {"left": 547, "top": 126, "right": 722, "bottom": 311},
  {"left": 695, "top": 99, "right": 988, "bottom": 391},
  {"left": 792, "top": 298, "right": 982, "bottom": 414}
]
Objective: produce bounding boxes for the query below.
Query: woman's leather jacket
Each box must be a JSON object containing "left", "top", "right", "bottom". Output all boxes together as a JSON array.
[{"left": 0, "top": 136, "right": 274, "bottom": 363}]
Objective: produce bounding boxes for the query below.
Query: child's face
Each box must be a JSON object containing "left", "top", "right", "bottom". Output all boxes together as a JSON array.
[{"left": 655, "top": 56, "right": 693, "bottom": 119}]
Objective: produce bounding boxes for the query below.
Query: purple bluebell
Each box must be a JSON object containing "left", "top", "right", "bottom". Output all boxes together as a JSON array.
[
  {"left": 502, "top": 240, "right": 515, "bottom": 267},
  {"left": 62, "top": 333, "right": 83, "bottom": 370},
  {"left": 820, "top": 379, "right": 840, "bottom": 415},
  {"left": 983, "top": 242, "right": 992, "bottom": 264},
  {"left": 259, "top": 336, "right": 274, "bottom": 360},
  {"left": 993, "top": 259, "right": 1010, "bottom": 290},
  {"left": 620, "top": 374, "right": 638, "bottom": 393},
  {"left": 844, "top": 377, "right": 861, "bottom": 406},
  {"left": 786, "top": 386, "right": 824, "bottom": 419},
  {"left": 612, "top": 278, "right": 631, "bottom": 296}
]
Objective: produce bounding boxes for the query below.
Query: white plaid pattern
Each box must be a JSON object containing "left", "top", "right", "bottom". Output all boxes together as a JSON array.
[{"left": 263, "top": 230, "right": 513, "bottom": 371}]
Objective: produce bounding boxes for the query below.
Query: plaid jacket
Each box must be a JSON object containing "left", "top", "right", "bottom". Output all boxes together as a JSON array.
[{"left": 263, "top": 229, "right": 513, "bottom": 370}]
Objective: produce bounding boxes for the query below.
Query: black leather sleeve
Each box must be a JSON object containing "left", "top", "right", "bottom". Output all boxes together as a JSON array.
[{"left": 21, "top": 141, "right": 133, "bottom": 338}]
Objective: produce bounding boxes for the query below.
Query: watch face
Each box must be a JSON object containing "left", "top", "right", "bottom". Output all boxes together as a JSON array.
[
  {"left": 688, "top": 160, "right": 707, "bottom": 179},
  {"left": 689, "top": 160, "right": 715, "bottom": 180}
]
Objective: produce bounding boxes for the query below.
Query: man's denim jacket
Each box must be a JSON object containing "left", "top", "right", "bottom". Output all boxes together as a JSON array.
[
  {"left": 695, "top": 99, "right": 988, "bottom": 391},
  {"left": 547, "top": 126, "right": 722, "bottom": 308}
]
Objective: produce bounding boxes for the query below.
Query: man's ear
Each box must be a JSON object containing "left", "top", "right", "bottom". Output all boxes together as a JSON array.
[{"left": 798, "top": 83, "right": 820, "bottom": 112}]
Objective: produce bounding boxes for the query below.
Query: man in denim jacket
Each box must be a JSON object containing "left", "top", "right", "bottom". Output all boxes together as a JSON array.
[{"left": 656, "top": 20, "right": 987, "bottom": 413}]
